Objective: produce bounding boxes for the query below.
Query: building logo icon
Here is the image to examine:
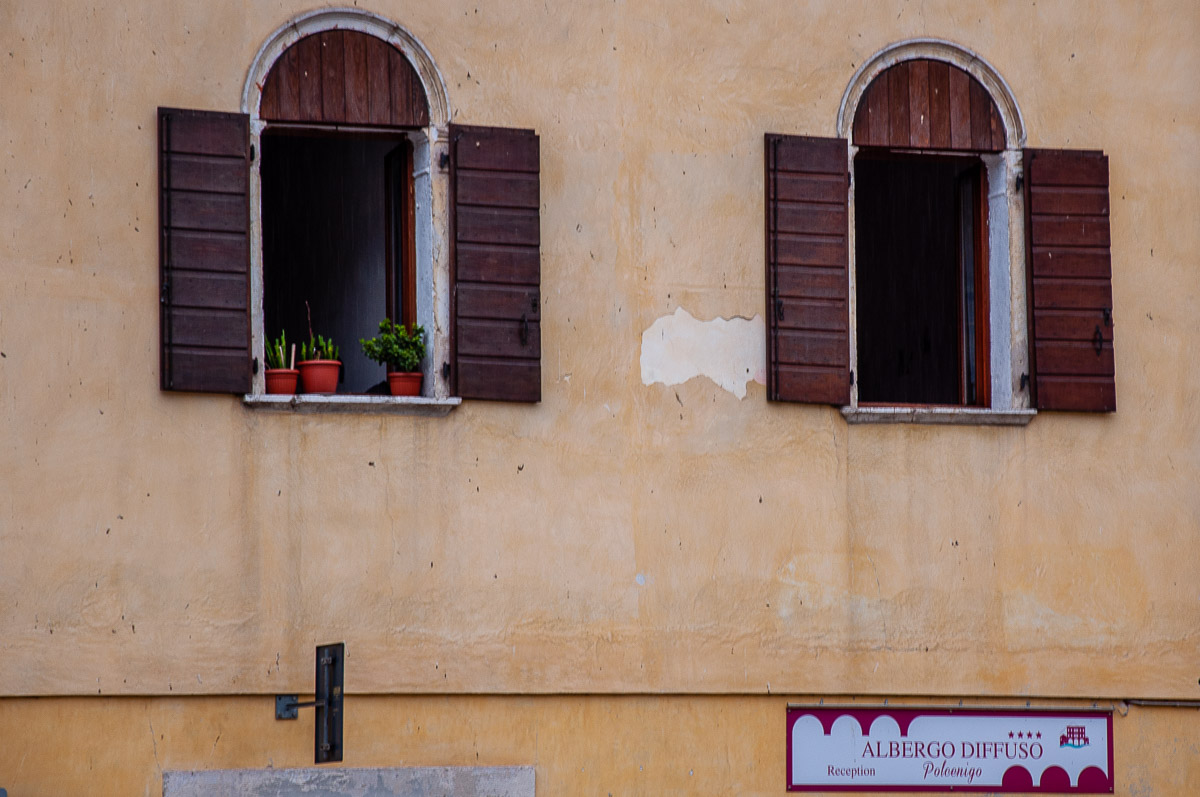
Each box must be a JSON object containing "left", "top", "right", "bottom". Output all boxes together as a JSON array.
[{"left": 1059, "top": 725, "right": 1090, "bottom": 749}]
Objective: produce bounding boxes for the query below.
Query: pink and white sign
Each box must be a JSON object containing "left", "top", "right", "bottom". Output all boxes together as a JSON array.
[{"left": 787, "top": 707, "right": 1113, "bottom": 793}]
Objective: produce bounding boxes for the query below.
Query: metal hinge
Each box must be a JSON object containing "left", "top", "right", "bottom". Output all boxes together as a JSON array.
[{"left": 274, "top": 643, "right": 344, "bottom": 764}]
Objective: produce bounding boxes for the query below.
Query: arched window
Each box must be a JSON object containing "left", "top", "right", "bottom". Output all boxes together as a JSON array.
[
  {"left": 256, "top": 29, "right": 431, "bottom": 394},
  {"left": 765, "top": 40, "right": 1115, "bottom": 421},
  {"left": 851, "top": 58, "right": 1005, "bottom": 406},
  {"left": 158, "top": 9, "right": 543, "bottom": 403}
]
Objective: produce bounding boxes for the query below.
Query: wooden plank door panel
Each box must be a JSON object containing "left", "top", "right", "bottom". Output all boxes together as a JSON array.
[
  {"left": 765, "top": 133, "right": 850, "bottom": 405},
  {"left": 450, "top": 124, "right": 542, "bottom": 402},
  {"left": 158, "top": 107, "right": 252, "bottom": 393},
  {"left": 1024, "top": 148, "right": 1116, "bottom": 412}
]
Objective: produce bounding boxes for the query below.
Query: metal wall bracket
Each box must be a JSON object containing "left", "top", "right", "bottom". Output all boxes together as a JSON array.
[
  {"left": 274, "top": 642, "right": 344, "bottom": 764},
  {"left": 275, "top": 694, "right": 300, "bottom": 720}
]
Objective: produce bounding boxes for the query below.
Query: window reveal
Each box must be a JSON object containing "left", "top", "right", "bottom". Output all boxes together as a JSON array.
[
  {"left": 261, "top": 133, "right": 415, "bottom": 394},
  {"left": 853, "top": 154, "right": 989, "bottom": 406}
]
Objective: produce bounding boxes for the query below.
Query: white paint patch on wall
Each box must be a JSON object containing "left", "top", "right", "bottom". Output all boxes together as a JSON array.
[{"left": 640, "top": 307, "right": 766, "bottom": 399}]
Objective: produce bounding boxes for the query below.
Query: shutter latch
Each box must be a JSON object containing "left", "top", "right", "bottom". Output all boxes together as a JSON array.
[
  {"left": 520, "top": 313, "right": 529, "bottom": 347},
  {"left": 1093, "top": 325, "right": 1104, "bottom": 356}
]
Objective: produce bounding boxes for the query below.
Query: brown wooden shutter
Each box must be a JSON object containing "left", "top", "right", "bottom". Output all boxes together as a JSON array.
[
  {"left": 765, "top": 134, "right": 850, "bottom": 404},
  {"left": 1024, "top": 148, "right": 1115, "bottom": 412},
  {"left": 158, "top": 108, "right": 252, "bottom": 393},
  {"left": 450, "top": 124, "right": 541, "bottom": 402}
]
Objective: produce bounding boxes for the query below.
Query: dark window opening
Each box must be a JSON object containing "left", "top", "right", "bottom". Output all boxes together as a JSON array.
[
  {"left": 261, "top": 131, "right": 416, "bottom": 394},
  {"left": 854, "top": 153, "right": 988, "bottom": 405}
]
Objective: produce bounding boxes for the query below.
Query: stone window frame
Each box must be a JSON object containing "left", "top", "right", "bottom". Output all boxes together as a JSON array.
[
  {"left": 836, "top": 39, "right": 1035, "bottom": 426},
  {"left": 240, "top": 8, "right": 456, "bottom": 404}
]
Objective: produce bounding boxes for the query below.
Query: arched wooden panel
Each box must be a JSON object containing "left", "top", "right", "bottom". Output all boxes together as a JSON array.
[
  {"left": 852, "top": 59, "right": 1003, "bottom": 151},
  {"left": 259, "top": 30, "right": 429, "bottom": 127}
]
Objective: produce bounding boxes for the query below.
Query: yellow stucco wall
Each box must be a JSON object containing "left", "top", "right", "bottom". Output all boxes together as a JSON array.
[
  {"left": 0, "top": 696, "right": 1196, "bottom": 796},
  {"left": 1, "top": 0, "right": 1197, "bottom": 722}
]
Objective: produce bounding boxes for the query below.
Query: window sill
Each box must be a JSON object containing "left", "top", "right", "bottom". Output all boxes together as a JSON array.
[
  {"left": 244, "top": 394, "right": 461, "bottom": 417},
  {"left": 841, "top": 406, "right": 1036, "bottom": 426}
]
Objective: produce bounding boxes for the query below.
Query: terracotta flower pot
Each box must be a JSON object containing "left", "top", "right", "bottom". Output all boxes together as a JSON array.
[
  {"left": 387, "top": 371, "right": 423, "bottom": 396},
  {"left": 298, "top": 360, "right": 340, "bottom": 394},
  {"left": 264, "top": 368, "right": 300, "bottom": 394}
]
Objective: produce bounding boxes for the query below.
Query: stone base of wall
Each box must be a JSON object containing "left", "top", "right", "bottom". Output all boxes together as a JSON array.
[{"left": 164, "top": 766, "right": 533, "bottom": 797}]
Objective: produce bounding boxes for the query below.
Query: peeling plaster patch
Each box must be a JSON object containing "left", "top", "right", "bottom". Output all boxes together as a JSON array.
[
  {"left": 635, "top": 573, "right": 646, "bottom": 586},
  {"left": 640, "top": 307, "right": 766, "bottom": 399}
]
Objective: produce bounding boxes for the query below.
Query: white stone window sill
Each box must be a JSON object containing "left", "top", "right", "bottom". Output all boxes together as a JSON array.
[
  {"left": 842, "top": 406, "right": 1036, "bottom": 426},
  {"left": 244, "top": 394, "right": 461, "bottom": 417}
]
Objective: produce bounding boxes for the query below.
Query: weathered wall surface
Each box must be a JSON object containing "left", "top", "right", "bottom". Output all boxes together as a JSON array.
[
  {"left": 0, "top": 696, "right": 1196, "bottom": 796},
  {"left": 1, "top": 0, "right": 1198, "bottom": 705}
]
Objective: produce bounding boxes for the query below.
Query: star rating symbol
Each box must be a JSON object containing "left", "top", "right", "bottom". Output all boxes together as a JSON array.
[
  {"left": 1009, "top": 730, "right": 1043, "bottom": 740},
  {"left": 1009, "top": 731, "right": 1015, "bottom": 738}
]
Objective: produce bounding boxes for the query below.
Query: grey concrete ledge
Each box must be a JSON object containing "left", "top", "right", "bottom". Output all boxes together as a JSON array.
[
  {"left": 842, "top": 406, "right": 1036, "bottom": 426},
  {"left": 164, "top": 766, "right": 534, "bottom": 797},
  {"left": 244, "top": 394, "right": 462, "bottom": 417}
]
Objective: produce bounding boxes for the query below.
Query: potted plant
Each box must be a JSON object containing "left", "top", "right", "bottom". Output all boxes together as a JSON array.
[
  {"left": 298, "top": 333, "right": 341, "bottom": 394},
  {"left": 264, "top": 330, "right": 299, "bottom": 394},
  {"left": 361, "top": 319, "right": 426, "bottom": 396}
]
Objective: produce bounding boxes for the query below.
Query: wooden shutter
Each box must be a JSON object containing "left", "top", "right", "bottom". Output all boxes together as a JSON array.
[
  {"left": 450, "top": 124, "right": 541, "bottom": 402},
  {"left": 1024, "top": 149, "right": 1115, "bottom": 412},
  {"left": 158, "top": 108, "right": 252, "bottom": 393},
  {"left": 765, "top": 134, "right": 850, "bottom": 404}
]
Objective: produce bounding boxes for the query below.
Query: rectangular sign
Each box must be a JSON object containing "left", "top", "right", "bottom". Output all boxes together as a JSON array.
[{"left": 787, "top": 707, "right": 1113, "bottom": 793}]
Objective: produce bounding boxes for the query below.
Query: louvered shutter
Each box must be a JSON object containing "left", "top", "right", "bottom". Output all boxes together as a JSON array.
[
  {"left": 158, "top": 108, "right": 252, "bottom": 393},
  {"left": 450, "top": 124, "right": 541, "bottom": 402},
  {"left": 765, "top": 134, "right": 850, "bottom": 404},
  {"left": 1023, "top": 149, "right": 1116, "bottom": 412}
]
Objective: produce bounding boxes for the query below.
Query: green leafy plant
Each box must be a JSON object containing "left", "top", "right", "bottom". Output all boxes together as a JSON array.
[
  {"left": 265, "top": 330, "right": 295, "bottom": 370},
  {"left": 300, "top": 334, "right": 339, "bottom": 362},
  {"left": 360, "top": 319, "right": 426, "bottom": 373}
]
